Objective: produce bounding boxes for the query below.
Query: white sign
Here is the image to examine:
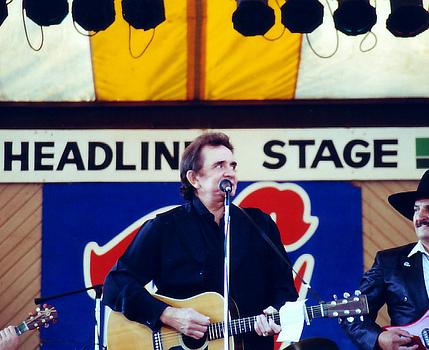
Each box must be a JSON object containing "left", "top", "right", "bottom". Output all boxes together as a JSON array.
[{"left": 0, "top": 128, "right": 428, "bottom": 182}]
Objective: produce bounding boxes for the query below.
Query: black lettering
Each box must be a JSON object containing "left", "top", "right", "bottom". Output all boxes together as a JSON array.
[
  {"left": 374, "top": 139, "right": 398, "bottom": 168},
  {"left": 141, "top": 142, "right": 149, "bottom": 170},
  {"left": 57, "top": 142, "right": 85, "bottom": 170},
  {"left": 155, "top": 142, "right": 180, "bottom": 170},
  {"left": 263, "top": 140, "right": 286, "bottom": 169},
  {"left": 311, "top": 140, "right": 343, "bottom": 168},
  {"left": 116, "top": 142, "right": 136, "bottom": 170},
  {"left": 35, "top": 142, "right": 54, "bottom": 171},
  {"left": 343, "top": 140, "right": 370, "bottom": 168},
  {"left": 288, "top": 140, "right": 315, "bottom": 168},
  {"left": 88, "top": 142, "right": 112, "bottom": 170},
  {"left": 4, "top": 142, "right": 29, "bottom": 171}
]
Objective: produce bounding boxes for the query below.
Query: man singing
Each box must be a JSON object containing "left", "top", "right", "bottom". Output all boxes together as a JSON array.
[{"left": 103, "top": 132, "right": 298, "bottom": 350}]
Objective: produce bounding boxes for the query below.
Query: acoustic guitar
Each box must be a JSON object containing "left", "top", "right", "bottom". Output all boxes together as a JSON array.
[
  {"left": 14, "top": 304, "right": 58, "bottom": 336},
  {"left": 107, "top": 291, "right": 368, "bottom": 350},
  {"left": 384, "top": 310, "right": 429, "bottom": 350}
]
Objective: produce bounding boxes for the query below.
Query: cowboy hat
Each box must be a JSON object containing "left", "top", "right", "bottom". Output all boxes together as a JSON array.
[{"left": 388, "top": 169, "right": 429, "bottom": 221}]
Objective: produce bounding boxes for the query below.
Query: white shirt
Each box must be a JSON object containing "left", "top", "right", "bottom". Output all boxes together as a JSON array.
[{"left": 407, "top": 240, "right": 429, "bottom": 299}]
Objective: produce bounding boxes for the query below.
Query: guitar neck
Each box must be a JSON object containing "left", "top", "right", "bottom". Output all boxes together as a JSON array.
[
  {"left": 207, "top": 314, "right": 277, "bottom": 340},
  {"left": 14, "top": 322, "right": 29, "bottom": 336},
  {"left": 305, "top": 303, "right": 328, "bottom": 321},
  {"left": 207, "top": 304, "right": 325, "bottom": 340}
]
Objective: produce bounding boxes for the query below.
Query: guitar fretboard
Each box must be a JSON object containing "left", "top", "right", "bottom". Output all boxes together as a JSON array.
[
  {"left": 306, "top": 304, "right": 326, "bottom": 320},
  {"left": 14, "top": 322, "right": 29, "bottom": 336},
  {"left": 207, "top": 304, "right": 325, "bottom": 340}
]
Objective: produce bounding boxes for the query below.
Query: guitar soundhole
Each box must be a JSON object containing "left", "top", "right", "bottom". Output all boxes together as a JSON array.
[{"left": 179, "top": 333, "right": 208, "bottom": 350}]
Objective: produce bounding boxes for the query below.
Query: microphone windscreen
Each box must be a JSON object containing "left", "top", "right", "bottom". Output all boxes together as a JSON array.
[{"left": 219, "top": 179, "right": 232, "bottom": 192}]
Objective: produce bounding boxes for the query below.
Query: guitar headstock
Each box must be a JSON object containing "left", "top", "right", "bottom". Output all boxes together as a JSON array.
[
  {"left": 25, "top": 304, "right": 58, "bottom": 331},
  {"left": 324, "top": 291, "right": 369, "bottom": 320}
]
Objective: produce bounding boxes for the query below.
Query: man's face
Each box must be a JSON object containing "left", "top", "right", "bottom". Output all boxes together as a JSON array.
[
  {"left": 193, "top": 145, "right": 238, "bottom": 203},
  {"left": 413, "top": 198, "right": 429, "bottom": 241}
]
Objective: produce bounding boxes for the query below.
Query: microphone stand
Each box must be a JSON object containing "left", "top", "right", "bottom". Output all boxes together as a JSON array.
[
  {"left": 94, "top": 286, "right": 103, "bottom": 350},
  {"left": 35, "top": 284, "right": 104, "bottom": 350},
  {"left": 223, "top": 189, "right": 231, "bottom": 350}
]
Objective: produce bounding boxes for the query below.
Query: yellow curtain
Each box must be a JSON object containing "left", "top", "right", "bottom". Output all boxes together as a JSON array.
[{"left": 91, "top": 0, "right": 188, "bottom": 101}]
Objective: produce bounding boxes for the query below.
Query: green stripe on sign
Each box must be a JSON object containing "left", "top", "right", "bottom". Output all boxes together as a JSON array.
[{"left": 416, "top": 138, "right": 429, "bottom": 157}]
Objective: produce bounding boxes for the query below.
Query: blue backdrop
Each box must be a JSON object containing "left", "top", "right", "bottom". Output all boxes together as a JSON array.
[{"left": 41, "top": 181, "right": 362, "bottom": 350}]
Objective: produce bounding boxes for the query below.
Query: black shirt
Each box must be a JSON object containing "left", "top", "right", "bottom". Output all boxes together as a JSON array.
[
  {"left": 103, "top": 197, "right": 298, "bottom": 350},
  {"left": 193, "top": 197, "right": 225, "bottom": 294}
]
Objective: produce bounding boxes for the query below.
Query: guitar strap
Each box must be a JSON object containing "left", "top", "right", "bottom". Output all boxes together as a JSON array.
[{"left": 238, "top": 206, "right": 322, "bottom": 303}]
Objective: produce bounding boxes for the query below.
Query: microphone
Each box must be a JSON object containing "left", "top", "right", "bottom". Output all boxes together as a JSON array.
[{"left": 219, "top": 179, "right": 232, "bottom": 193}]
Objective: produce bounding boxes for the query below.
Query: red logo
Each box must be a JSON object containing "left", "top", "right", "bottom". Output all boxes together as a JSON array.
[{"left": 234, "top": 182, "right": 318, "bottom": 252}]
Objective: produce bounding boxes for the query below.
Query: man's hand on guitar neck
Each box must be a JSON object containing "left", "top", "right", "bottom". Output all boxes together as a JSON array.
[
  {"left": 254, "top": 306, "right": 281, "bottom": 337},
  {"left": 377, "top": 329, "right": 419, "bottom": 350},
  {"left": 160, "top": 306, "right": 210, "bottom": 340}
]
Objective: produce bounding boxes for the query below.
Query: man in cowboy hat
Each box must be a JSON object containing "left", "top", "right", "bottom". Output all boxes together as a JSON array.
[{"left": 342, "top": 169, "right": 429, "bottom": 350}]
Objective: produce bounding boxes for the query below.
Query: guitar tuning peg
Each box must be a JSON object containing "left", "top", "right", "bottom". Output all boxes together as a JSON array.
[
  {"left": 354, "top": 290, "right": 361, "bottom": 296},
  {"left": 343, "top": 292, "right": 351, "bottom": 298},
  {"left": 360, "top": 316, "right": 364, "bottom": 322},
  {"left": 333, "top": 294, "right": 338, "bottom": 300},
  {"left": 347, "top": 317, "right": 355, "bottom": 323}
]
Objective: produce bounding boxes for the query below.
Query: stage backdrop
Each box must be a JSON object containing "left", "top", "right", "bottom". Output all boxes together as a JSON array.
[{"left": 41, "top": 180, "right": 362, "bottom": 349}]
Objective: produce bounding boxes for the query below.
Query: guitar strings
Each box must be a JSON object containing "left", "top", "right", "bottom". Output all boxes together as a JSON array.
[
  {"left": 155, "top": 301, "right": 350, "bottom": 343},
  {"left": 156, "top": 314, "right": 279, "bottom": 342}
]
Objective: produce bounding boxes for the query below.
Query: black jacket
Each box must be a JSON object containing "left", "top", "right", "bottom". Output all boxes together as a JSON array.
[
  {"left": 341, "top": 243, "right": 429, "bottom": 350},
  {"left": 103, "top": 199, "right": 298, "bottom": 350}
]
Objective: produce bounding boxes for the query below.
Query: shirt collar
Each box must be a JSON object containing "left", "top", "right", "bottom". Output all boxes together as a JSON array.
[
  {"left": 192, "top": 196, "right": 214, "bottom": 218},
  {"left": 408, "top": 241, "right": 429, "bottom": 257}
]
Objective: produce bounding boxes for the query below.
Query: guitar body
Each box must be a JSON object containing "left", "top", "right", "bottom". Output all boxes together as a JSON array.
[
  {"left": 107, "top": 291, "right": 368, "bottom": 350},
  {"left": 384, "top": 309, "right": 429, "bottom": 350},
  {"left": 107, "top": 292, "right": 238, "bottom": 350}
]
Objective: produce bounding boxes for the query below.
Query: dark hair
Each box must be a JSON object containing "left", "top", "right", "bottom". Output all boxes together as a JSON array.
[{"left": 180, "top": 132, "right": 234, "bottom": 201}]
